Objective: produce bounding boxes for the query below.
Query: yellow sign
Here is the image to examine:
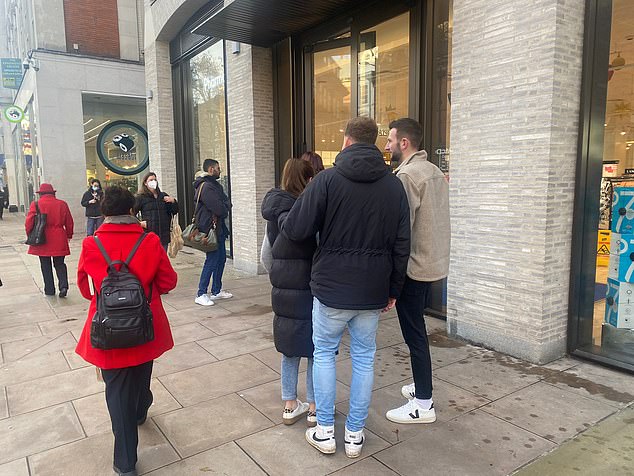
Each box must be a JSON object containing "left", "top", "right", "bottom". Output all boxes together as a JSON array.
[{"left": 597, "top": 230, "right": 611, "bottom": 267}]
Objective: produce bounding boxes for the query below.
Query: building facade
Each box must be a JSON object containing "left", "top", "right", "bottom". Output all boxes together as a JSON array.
[
  {"left": 143, "top": 0, "right": 631, "bottom": 372},
  {"left": 0, "top": 0, "right": 147, "bottom": 228}
]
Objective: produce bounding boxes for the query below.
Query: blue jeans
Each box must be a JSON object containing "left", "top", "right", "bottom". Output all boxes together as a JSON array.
[
  {"left": 312, "top": 298, "right": 380, "bottom": 432},
  {"left": 281, "top": 355, "right": 314, "bottom": 403},
  {"left": 197, "top": 233, "right": 226, "bottom": 297},
  {"left": 86, "top": 216, "right": 104, "bottom": 236}
]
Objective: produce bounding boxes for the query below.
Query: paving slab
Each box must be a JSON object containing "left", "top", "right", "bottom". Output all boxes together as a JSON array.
[
  {"left": 337, "top": 378, "right": 490, "bottom": 444},
  {"left": 0, "top": 458, "right": 29, "bottom": 476},
  {"left": 375, "top": 410, "right": 555, "bottom": 476},
  {"left": 170, "top": 322, "right": 216, "bottom": 345},
  {"left": 73, "top": 378, "right": 181, "bottom": 436},
  {"left": 0, "top": 387, "right": 6, "bottom": 419},
  {"left": 330, "top": 457, "right": 399, "bottom": 475},
  {"left": 145, "top": 441, "right": 267, "bottom": 475},
  {"left": 197, "top": 324, "right": 275, "bottom": 360},
  {"left": 481, "top": 381, "right": 617, "bottom": 443},
  {"left": 38, "top": 316, "right": 85, "bottom": 337},
  {"left": 0, "top": 306, "right": 57, "bottom": 329},
  {"left": 0, "top": 324, "right": 41, "bottom": 344},
  {"left": 63, "top": 349, "right": 91, "bottom": 369},
  {"left": 543, "top": 361, "right": 634, "bottom": 408},
  {"left": 154, "top": 392, "right": 273, "bottom": 457},
  {"left": 200, "top": 310, "right": 273, "bottom": 335},
  {"left": 0, "top": 403, "right": 84, "bottom": 464},
  {"left": 158, "top": 354, "right": 278, "bottom": 406},
  {"left": 238, "top": 412, "right": 390, "bottom": 476},
  {"left": 28, "top": 420, "right": 179, "bottom": 476},
  {"left": 1, "top": 332, "right": 77, "bottom": 362},
  {"left": 214, "top": 296, "right": 273, "bottom": 314},
  {"left": 0, "top": 351, "right": 70, "bottom": 387},
  {"left": 164, "top": 306, "right": 233, "bottom": 327},
  {"left": 152, "top": 341, "right": 217, "bottom": 378},
  {"left": 434, "top": 351, "right": 543, "bottom": 400},
  {"left": 7, "top": 366, "right": 104, "bottom": 415},
  {"left": 335, "top": 345, "right": 412, "bottom": 391}
]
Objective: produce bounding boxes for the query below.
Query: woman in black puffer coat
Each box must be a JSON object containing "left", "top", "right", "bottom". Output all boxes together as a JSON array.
[
  {"left": 261, "top": 158, "right": 316, "bottom": 427},
  {"left": 134, "top": 172, "right": 178, "bottom": 250}
]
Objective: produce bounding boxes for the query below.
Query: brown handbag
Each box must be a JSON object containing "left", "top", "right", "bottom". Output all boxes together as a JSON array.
[{"left": 181, "top": 183, "right": 218, "bottom": 252}]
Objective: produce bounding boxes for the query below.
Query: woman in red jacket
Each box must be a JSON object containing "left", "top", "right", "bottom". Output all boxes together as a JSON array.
[
  {"left": 75, "top": 186, "right": 177, "bottom": 476},
  {"left": 25, "top": 183, "right": 74, "bottom": 297}
]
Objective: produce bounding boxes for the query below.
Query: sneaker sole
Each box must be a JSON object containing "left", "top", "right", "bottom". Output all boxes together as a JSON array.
[
  {"left": 345, "top": 449, "right": 362, "bottom": 459},
  {"left": 283, "top": 411, "right": 308, "bottom": 425},
  {"left": 195, "top": 300, "right": 215, "bottom": 306},
  {"left": 386, "top": 414, "right": 437, "bottom": 424},
  {"left": 209, "top": 295, "right": 232, "bottom": 300},
  {"left": 305, "top": 432, "right": 336, "bottom": 454}
]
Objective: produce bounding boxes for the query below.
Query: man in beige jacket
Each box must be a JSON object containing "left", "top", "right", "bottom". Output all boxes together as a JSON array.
[{"left": 384, "top": 118, "right": 450, "bottom": 424}]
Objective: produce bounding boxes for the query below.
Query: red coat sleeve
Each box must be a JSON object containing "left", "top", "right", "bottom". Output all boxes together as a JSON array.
[
  {"left": 77, "top": 239, "right": 93, "bottom": 300},
  {"left": 64, "top": 201, "right": 74, "bottom": 239},
  {"left": 25, "top": 201, "right": 36, "bottom": 235},
  {"left": 152, "top": 238, "right": 178, "bottom": 295}
]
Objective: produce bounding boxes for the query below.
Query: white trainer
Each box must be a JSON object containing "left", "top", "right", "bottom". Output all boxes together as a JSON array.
[
  {"left": 305, "top": 424, "right": 336, "bottom": 454},
  {"left": 386, "top": 399, "right": 436, "bottom": 424},
  {"left": 401, "top": 383, "right": 415, "bottom": 400},
  {"left": 209, "top": 290, "right": 233, "bottom": 300},
  {"left": 283, "top": 400, "right": 309, "bottom": 425},
  {"left": 344, "top": 427, "right": 365, "bottom": 459},
  {"left": 194, "top": 294, "right": 215, "bottom": 306}
]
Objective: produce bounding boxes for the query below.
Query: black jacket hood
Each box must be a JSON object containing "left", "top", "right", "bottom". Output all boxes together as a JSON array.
[
  {"left": 261, "top": 188, "right": 296, "bottom": 222},
  {"left": 334, "top": 143, "right": 390, "bottom": 183}
]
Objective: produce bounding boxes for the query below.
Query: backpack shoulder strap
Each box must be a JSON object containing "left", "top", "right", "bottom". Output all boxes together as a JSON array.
[
  {"left": 124, "top": 233, "right": 148, "bottom": 266},
  {"left": 93, "top": 236, "right": 113, "bottom": 266}
]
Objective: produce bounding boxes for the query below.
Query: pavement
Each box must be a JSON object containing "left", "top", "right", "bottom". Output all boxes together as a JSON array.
[{"left": 0, "top": 211, "right": 633, "bottom": 476}]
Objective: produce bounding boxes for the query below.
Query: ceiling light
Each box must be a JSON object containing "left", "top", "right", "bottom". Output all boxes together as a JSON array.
[{"left": 621, "top": 131, "right": 627, "bottom": 136}]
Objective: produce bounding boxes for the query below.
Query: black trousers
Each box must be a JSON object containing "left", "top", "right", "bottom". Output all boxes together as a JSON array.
[
  {"left": 101, "top": 361, "right": 154, "bottom": 473},
  {"left": 39, "top": 256, "right": 68, "bottom": 295},
  {"left": 396, "top": 277, "right": 433, "bottom": 399}
]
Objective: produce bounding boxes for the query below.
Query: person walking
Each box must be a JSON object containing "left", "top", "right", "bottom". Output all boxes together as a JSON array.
[
  {"left": 134, "top": 172, "right": 178, "bottom": 251},
  {"left": 193, "top": 159, "right": 233, "bottom": 306},
  {"left": 75, "top": 186, "right": 177, "bottom": 476},
  {"left": 261, "top": 158, "right": 317, "bottom": 427},
  {"left": 0, "top": 184, "right": 5, "bottom": 220},
  {"left": 25, "top": 183, "right": 74, "bottom": 297},
  {"left": 383, "top": 118, "right": 450, "bottom": 424},
  {"left": 81, "top": 178, "right": 105, "bottom": 236},
  {"left": 282, "top": 117, "right": 411, "bottom": 458}
]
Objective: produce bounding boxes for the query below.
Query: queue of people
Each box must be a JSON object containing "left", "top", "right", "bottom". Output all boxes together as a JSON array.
[{"left": 13, "top": 114, "right": 448, "bottom": 474}]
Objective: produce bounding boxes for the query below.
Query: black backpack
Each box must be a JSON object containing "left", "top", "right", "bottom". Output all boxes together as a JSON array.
[{"left": 90, "top": 233, "right": 154, "bottom": 350}]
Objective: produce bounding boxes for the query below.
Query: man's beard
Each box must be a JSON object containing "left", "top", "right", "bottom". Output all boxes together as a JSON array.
[{"left": 391, "top": 144, "right": 403, "bottom": 162}]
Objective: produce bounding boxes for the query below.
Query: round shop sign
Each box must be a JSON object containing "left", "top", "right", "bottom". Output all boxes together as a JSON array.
[
  {"left": 96, "top": 120, "right": 149, "bottom": 176},
  {"left": 4, "top": 105, "right": 24, "bottom": 123}
]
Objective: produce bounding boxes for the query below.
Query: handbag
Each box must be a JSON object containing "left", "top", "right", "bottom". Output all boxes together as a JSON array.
[
  {"left": 182, "top": 183, "right": 219, "bottom": 252},
  {"left": 168, "top": 214, "right": 184, "bottom": 258},
  {"left": 25, "top": 201, "right": 47, "bottom": 245}
]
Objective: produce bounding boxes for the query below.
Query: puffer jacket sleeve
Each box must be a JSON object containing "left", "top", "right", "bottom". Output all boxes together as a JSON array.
[
  {"left": 281, "top": 174, "right": 327, "bottom": 242},
  {"left": 389, "top": 186, "right": 411, "bottom": 299}
]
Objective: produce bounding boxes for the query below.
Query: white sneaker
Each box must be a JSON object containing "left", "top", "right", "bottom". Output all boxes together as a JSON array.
[
  {"left": 305, "top": 424, "right": 336, "bottom": 454},
  {"left": 194, "top": 294, "right": 215, "bottom": 306},
  {"left": 386, "top": 399, "right": 436, "bottom": 424},
  {"left": 283, "top": 400, "right": 309, "bottom": 425},
  {"left": 401, "top": 383, "right": 415, "bottom": 400},
  {"left": 344, "top": 427, "right": 365, "bottom": 459},
  {"left": 209, "top": 290, "right": 233, "bottom": 300}
]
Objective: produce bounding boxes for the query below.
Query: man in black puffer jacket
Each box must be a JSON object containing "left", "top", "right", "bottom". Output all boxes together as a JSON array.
[{"left": 282, "top": 117, "right": 410, "bottom": 458}]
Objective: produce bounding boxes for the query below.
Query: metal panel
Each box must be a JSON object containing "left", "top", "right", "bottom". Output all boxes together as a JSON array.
[{"left": 191, "top": 0, "right": 367, "bottom": 47}]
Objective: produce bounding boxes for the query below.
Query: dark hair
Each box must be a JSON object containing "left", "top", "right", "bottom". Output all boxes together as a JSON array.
[
  {"left": 202, "top": 159, "right": 219, "bottom": 173},
  {"left": 344, "top": 116, "right": 378, "bottom": 145},
  {"left": 300, "top": 151, "right": 325, "bottom": 174},
  {"left": 138, "top": 171, "right": 158, "bottom": 196},
  {"left": 281, "top": 158, "right": 315, "bottom": 197},
  {"left": 101, "top": 186, "right": 135, "bottom": 216},
  {"left": 388, "top": 118, "right": 423, "bottom": 150},
  {"left": 90, "top": 178, "right": 101, "bottom": 188}
]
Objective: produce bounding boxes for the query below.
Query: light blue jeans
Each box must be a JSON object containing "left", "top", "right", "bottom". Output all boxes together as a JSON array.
[
  {"left": 312, "top": 298, "right": 380, "bottom": 432},
  {"left": 281, "top": 355, "right": 314, "bottom": 403}
]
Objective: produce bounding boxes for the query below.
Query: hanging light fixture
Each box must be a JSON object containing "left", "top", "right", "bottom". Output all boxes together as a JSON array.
[{"left": 612, "top": 51, "right": 626, "bottom": 68}]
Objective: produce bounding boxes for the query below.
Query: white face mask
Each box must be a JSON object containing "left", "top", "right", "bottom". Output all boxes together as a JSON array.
[
  {"left": 147, "top": 180, "right": 158, "bottom": 190},
  {"left": 92, "top": 185, "right": 99, "bottom": 191}
]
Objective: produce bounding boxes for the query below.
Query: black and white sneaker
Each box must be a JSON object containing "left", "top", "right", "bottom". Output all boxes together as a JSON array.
[
  {"left": 401, "top": 382, "right": 415, "bottom": 399},
  {"left": 386, "top": 399, "right": 436, "bottom": 424},
  {"left": 344, "top": 427, "right": 364, "bottom": 458},
  {"left": 305, "top": 424, "right": 336, "bottom": 454}
]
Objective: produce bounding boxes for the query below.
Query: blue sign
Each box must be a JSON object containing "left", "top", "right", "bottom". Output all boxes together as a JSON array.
[
  {"left": 96, "top": 120, "right": 149, "bottom": 176},
  {"left": 1, "top": 58, "right": 23, "bottom": 90}
]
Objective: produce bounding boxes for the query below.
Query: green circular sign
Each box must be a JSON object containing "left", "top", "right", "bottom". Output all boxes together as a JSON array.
[
  {"left": 4, "top": 105, "right": 24, "bottom": 123},
  {"left": 96, "top": 120, "right": 149, "bottom": 176}
]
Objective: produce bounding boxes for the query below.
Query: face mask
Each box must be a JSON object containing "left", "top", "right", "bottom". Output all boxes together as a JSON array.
[
  {"left": 92, "top": 185, "right": 99, "bottom": 191},
  {"left": 147, "top": 180, "right": 158, "bottom": 190}
]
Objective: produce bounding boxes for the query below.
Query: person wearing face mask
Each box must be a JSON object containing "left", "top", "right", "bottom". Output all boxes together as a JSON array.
[
  {"left": 81, "top": 179, "right": 105, "bottom": 235},
  {"left": 134, "top": 172, "right": 179, "bottom": 251}
]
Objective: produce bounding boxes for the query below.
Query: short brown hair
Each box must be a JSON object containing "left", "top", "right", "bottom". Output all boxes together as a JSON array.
[
  {"left": 281, "top": 158, "right": 315, "bottom": 197},
  {"left": 389, "top": 118, "right": 423, "bottom": 150},
  {"left": 300, "top": 151, "right": 324, "bottom": 173},
  {"left": 344, "top": 117, "right": 378, "bottom": 145}
]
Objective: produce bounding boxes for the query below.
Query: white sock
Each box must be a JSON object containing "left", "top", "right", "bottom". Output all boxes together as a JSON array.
[{"left": 414, "top": 398, "right": 433, "bottom": 410}]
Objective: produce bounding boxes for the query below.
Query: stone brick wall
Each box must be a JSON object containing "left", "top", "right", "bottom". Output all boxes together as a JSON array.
[
  {"left": 63, "top": 0, "right": 120, "bottom": 58},
  {"left": 447, "top": 0, "right": 585, "bottom": 363},
  {"left": 226, "top": 44, "right": 276, "bottom": 274}
]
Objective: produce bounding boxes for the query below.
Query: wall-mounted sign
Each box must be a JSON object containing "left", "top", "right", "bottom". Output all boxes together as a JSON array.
[
  {"left": 4, "top": 105, "right": 24, "bottom": 123},
  {"left": 625, "top": 168, "right": 634, "bottom": 175},
  {"left": 1, "top": 58, "right": 22, "bottom": 89},
  {"left": 96, "top": 120, "right": 149, "bottom": 176}
]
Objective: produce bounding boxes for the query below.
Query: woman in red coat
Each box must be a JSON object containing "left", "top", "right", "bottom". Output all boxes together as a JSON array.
[
  {"left": 25, "top": 183, "right": 74, "bottom": 297},
  {"left": 75, "top": 186, "right": 177, "bottom": 476}
]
